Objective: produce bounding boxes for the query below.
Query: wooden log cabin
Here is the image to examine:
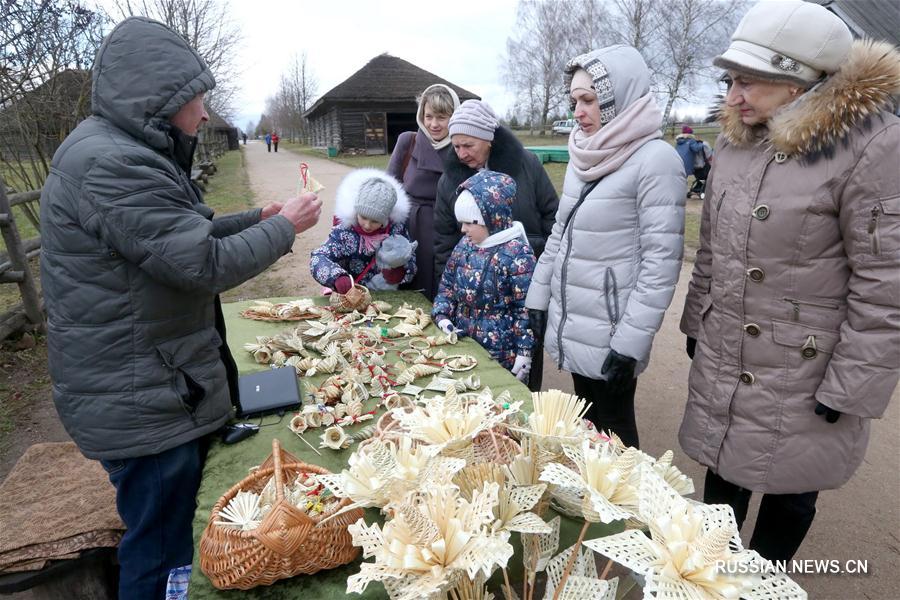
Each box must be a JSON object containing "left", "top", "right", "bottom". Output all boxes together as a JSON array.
[{"left": 303, "top": 54, "right": 479, "bottom": 155}]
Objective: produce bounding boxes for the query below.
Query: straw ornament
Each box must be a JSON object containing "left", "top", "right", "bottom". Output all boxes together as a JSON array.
[
  {"left": 214, "top": 490, "right": 261, "bottom": 530},
  {"left": 346, "top": 483, "right": 512, "bottom": 600},
  {"left": 583, "top": 465, "right": 807, "bottom": 600},
  {"left": 539, "top": 440, "right": 641, "bottom": 524},
  {"left": 543, "top": 543, "right": 618, "bottom": 600},
  {"left": 321, "top": 425, "right": 351, "bottom": 450}
]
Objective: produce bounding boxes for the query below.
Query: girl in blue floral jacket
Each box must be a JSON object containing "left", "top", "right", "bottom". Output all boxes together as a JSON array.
[
  {"left": 433, "top": 171, "right": 535, "bottom": 380},
  {"left": 310, "top": 169, "right": 417, "bottom": 293}
]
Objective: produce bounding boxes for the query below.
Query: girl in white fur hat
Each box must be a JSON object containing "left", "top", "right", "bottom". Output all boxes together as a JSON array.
[{"left": 309, "top": 169, "right": 417, "bottom": 293}]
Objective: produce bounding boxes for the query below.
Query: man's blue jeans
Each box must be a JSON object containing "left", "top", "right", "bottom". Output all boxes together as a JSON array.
[{"left": 101, "top": 438, "right": 206, "bottom": 599}]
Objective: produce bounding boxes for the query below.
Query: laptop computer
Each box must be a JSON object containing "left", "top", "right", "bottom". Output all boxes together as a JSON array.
[{"left": 237, "top": 367, "right": 302, "bottom": 418}]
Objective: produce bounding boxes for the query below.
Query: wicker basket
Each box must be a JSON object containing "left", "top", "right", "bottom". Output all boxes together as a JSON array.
[
  {"left": 329, "top": 284, "right": 371, "bottom": 313},
  {"left": 199, "top": 439, "right": 363, "bottom": 590}
]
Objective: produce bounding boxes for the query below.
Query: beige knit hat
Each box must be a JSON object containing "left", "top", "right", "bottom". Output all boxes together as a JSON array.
[{"left": 714, "top": 0, "right": 853, "bottom": 85}]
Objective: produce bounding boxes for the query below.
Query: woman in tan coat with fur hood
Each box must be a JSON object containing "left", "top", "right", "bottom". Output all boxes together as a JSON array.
[{"left": 680, "top": 0, "right": 900, "bottom": 562}]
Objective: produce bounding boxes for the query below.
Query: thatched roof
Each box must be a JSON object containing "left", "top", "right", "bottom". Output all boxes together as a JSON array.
[
  {"left": 809, "top": 0, "right": 899, "bottom": 46},
  {"left": 304, "top": 54, "right": 480, "bottom": 119},
  {"left": 204, "top": 107, "right": 233, "bottom": 130}
]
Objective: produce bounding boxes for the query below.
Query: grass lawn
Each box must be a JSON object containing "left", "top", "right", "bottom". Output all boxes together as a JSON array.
[{"left": 202, "top": 148, "right": 255, "bottom": 215}]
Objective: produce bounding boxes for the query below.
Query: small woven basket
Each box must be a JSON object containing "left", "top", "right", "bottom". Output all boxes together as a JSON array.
[
  {"left": 199, "top": 439, "right": 363, "bottom": 590},
  {"left": 329, "top": 284, "right": 371, "bottom": 313}
]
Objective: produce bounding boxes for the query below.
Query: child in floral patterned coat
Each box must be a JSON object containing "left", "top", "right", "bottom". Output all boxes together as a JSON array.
[
  {"left": 310, "top": 169, "right": 417, "bottom": 293},
  {"left": 433, "top": 171, "right": 535, "bottom": 380}
]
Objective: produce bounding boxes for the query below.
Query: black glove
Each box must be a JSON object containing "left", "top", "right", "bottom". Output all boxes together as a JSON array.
[
  {"left": 814, "top": 401, "right": 841, "bottom": 424},
  {"left": 601, "top": 349, "right": 637, "bottom": 393},
  {"left": 528, "top": 309, "right": 547, "bottom": 335},
  {"left": 686, "top": 336, "right": 697, "bottom": 360}
]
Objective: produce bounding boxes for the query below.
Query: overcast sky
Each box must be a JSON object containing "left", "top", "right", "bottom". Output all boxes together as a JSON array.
[{"left": 230, "top": 0, "right": 521, "bottom": 130}]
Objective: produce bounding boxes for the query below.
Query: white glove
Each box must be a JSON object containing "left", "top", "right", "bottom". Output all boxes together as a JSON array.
[
  {"left": 511, "top": 355, "right": 532, "bottom": 382},
  {"left": 437, "top": 319, "right": 460, "bottom": 335}
]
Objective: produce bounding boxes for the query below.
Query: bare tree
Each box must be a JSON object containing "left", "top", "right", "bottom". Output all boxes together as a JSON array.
[
  {"left": 0, "top": 0, "right": 107, "bottom": 191},
  {"left": 502, "top": 0, "right": 574, "bottom": 134},
  {"left": 109, "top": 0, "right": 242, "bottom": 119},
  {"left": 503, "top": 0, "right": 746, "bottom": 133},
  {"left": 655, "top": 0, "right": 746, "bottom": 129},
  {"left": 264, "top": 52, "right": 318, "bottom": 143}
]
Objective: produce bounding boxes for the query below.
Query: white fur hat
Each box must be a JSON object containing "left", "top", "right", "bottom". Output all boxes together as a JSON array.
[
  {"left": 715, "top": 0, "right": 852, "bottom": 85},
  {"left": 334, "top": 168, "right": 410, "bottom": 227}
]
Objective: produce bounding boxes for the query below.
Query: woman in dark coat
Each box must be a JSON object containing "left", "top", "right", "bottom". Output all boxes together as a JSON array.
[
  {"left": 435, "top": 99, "right": 559, "bottom": 390},
  {"left": 387, "top": 84, "right": 460, "bottom": 300}
]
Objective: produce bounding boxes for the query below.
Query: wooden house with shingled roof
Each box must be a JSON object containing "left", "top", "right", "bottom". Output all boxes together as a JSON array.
[{"left": 303, "top": 54, "right": 479, "bottom": 155}]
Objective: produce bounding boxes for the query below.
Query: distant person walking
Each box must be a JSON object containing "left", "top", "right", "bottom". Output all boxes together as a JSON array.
[
  {"left": 265, "top": 132, "right": 272, "bottom": 152},
  {"left": 272, "top": 132, "right": 280, "bottom": 152},
  {"left": 675, "top": 125, "right": 712, "bottom": 197},
  {"left": 242, "top": 132, "right": 247, "bottom": 145}
]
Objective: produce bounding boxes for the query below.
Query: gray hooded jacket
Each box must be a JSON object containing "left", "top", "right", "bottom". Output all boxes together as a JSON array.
[
  {"left": 40, "top": 17, "right": 297, "bottom": 460},
  {"left": 526, "top": 46, "right": 685, "bottom": 379}
]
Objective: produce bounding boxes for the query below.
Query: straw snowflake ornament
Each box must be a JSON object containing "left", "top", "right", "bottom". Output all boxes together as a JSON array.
[
  {"left": 543, "top": 542, "right": 618, "bottom": 600},
  {"left": 346, "top": 483, "right": 513, "bottom": 600},
  {"left": 583, "top": 465, "right": 808, "bottom": 600},
  {"left": 539, "top": 440, "right": 642, "bottom": 524}
]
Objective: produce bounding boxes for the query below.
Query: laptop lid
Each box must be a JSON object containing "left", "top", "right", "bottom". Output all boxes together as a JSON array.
[{"left": 237, "top": 367, "right": 302, "bottom": 418}]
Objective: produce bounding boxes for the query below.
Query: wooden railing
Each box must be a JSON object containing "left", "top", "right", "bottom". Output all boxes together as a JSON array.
[{"left": 0, "top": 185, "right": 44, "bottom": 340}]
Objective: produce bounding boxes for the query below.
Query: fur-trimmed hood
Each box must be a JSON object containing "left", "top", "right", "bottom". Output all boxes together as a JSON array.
[
  {"left": 333, "top": 168, "right": 410, "bottom": 227},
  {"left": 719, "top": 40, "right": 900, "bottom": 157}
]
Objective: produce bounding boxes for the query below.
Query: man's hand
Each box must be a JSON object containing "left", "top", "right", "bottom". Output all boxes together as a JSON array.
[
  {"left": 279, "top": 193, "right": 322, "bottom": 234},
  {"left": 260, "top": 201, "right": 284, "bottom": 220}
]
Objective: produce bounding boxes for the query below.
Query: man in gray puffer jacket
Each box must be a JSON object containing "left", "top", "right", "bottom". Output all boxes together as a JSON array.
[{"left": 40, "top": 17, "right": 321, "bottom": 597}]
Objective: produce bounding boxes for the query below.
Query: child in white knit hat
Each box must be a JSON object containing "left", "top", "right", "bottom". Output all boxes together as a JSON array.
[
  {"left": 433, "top": 170, "right": 535, "bottom": 382},
  {"left": 310, "top": 169, "right": 417, "bottom": 293}
]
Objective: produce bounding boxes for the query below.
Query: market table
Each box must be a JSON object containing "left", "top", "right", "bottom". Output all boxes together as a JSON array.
[{"left": 189, "top": 291, "right": 618, "bottom": 599}]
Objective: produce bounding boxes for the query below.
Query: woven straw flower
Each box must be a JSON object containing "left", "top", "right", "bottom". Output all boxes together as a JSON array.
[
  {"left": 392, "top": 388, "right": 521, "bottom": 457},
  {"left": 455, "top": 464, "right": 550, "bottom": 536},
  {"left": 318, "top": 437, "right": 465, "bottom": 514},
  {"left": 539, "top": 440, "right": 641, "bottom": 523},
  {"left": 583, "top": 465, "right": 807, "bottom": 600},
  {"left": 346, "top": 483, "right": 512, "bottom": 600},
  {"left": 289, "top": 414, "right": 308, "bottom": 434},
  {"left": 320, "top": 425, "right": 350, "bottom": 450}
]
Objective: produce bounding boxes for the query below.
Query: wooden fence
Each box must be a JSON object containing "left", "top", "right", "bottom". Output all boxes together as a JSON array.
[{"left": 0, "top": 184, "right": 44, "bottom": 340}]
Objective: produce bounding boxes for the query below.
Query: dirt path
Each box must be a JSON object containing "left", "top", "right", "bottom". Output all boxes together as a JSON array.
[
  {"left": 223, "top": 141, "right": 354, "bottom": 300},
  {"left": 543, "top": 265, "right": 900, "bottom": 599}
]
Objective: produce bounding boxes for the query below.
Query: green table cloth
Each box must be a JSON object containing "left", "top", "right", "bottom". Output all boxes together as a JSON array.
[{"left": 189, "top": 291, "right": 615, "bottom": 598}]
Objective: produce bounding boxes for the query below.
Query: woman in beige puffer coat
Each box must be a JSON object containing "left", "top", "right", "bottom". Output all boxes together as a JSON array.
[{"left": 680, "top": 0, "right": 900, "bottom": 563}]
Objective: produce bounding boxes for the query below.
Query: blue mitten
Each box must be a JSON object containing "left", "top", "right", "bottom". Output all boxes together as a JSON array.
[{"left": 376, "top": 235, "right": 417, "bottom": 269}]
